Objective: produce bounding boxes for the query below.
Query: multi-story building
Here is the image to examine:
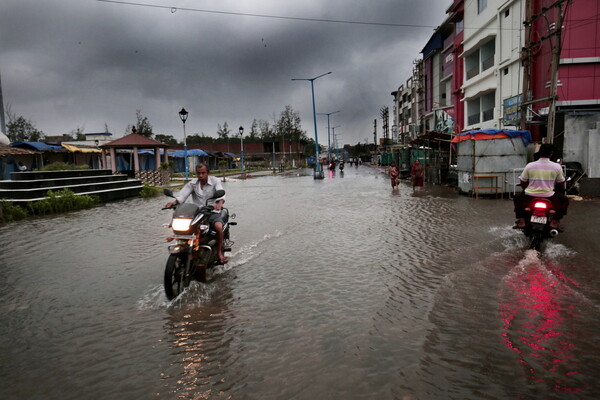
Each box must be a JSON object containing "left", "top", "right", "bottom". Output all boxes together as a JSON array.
[
  {"left": 391, "top": 60, "right": 424, "bottom": 145},
  {"left": 461, "top": 0, "right": 526, "bottom": 131}
]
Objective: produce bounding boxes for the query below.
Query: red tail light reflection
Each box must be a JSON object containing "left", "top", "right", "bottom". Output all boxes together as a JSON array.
[{"left": 500, "top": 261, "right": 587, "bottom": 394}]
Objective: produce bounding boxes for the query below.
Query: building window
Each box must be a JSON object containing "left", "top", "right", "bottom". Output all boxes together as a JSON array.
[
  {"left": 482, "top": 92, "right": 495, "bottom": 122},
  {"left": 454, "top": 19, "right": 464, "bottom": 35},
  {"left": 478, "top": 0, "right": 488, "bottom": 14},
  {"left": 481, "top": 39, "right": 495, "bottom": 72},
  {"left": 468, "top": 98, "right": 481, "bottom": 125},
  {"left": 465, "top": 38, "right": 495, "bottom": 80},
  {"left": 467, "top": 91, "right": 496, "bottom": 126},
  {"left": 466, "top": 52, "right": 480, "bottom": 80},
  {"left": 505, "top": 9, "right": 510, "bottom": 17}
]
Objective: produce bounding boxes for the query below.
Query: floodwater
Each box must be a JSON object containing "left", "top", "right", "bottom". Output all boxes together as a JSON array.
[{"left": 1, "top": 165, "right": 600, "bottom": 400}]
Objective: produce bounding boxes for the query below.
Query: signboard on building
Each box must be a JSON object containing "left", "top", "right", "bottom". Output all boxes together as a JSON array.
[{"left": 503, "top": 94, "right": 523, "bottom": 126}]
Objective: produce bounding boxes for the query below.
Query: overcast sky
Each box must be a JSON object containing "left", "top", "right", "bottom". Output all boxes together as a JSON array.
[{"left": 1, "top": 0, "right": 449, "bottom": 146}]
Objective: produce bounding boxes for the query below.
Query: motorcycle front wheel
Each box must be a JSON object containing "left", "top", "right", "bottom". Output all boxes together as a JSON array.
[{"left": 164, "top": 253, "right": 189, "bottom": 300}]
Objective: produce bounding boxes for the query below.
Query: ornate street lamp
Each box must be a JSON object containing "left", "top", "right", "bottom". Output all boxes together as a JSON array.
[
  {"left": 239, "top": 126, "right": 245, "bottom": 177},
  {"left": 178, "top": 108, "right": 189, "bottom": 181}
]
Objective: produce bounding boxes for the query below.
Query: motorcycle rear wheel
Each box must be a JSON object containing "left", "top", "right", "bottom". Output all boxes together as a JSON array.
[
  {"left": 529, "top": 232, "right": 543, "bottom": 251},
  {"left": 164, "top": 253, "right": 189, "bottom": 300}
]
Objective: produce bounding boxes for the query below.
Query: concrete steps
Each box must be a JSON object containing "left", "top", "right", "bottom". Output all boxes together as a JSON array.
[{"left": 0, "top": 169, "right": 143, "bottom": 205}]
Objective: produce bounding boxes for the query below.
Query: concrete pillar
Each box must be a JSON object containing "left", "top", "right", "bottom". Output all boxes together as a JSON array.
[
  {"left": 101, "top": 149, "right": 108, "bottom": 170},
  {"left": 110, "top": 147, "right": 117, "bottom": 173},
  {"left": 133, "top": 146, "right": 140, "bottom": 172},
  {"left": 154, "top": 146, "right": 161, "bottom": 170}
]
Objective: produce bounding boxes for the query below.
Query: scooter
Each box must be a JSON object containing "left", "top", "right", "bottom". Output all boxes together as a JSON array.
[
  {"left": 515, "top": 198, "right": 560, "bottom": 251},
  {"left": 162, "top": 188, "right": 236, "bottom": 300}
]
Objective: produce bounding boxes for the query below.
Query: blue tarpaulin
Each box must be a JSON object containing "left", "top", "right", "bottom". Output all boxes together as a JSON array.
[
  {"left": 170, "top": 149, "right": 210, "bottom": 157},
  {"left": 11, "top": 141, "right": 65, "bottom": 151}
]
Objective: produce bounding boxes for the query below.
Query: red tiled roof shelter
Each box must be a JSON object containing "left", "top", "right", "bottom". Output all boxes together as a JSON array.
[{"left": 101, "top": 133, "right": 170, "bottom": 174}]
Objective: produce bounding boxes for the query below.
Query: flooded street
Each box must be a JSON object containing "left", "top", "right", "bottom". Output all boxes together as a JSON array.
[{"left": 1, "top": 165, "right": 600, "bottom": 399}]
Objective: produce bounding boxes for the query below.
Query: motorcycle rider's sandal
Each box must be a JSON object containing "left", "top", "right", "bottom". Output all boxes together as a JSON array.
[{"left": 217, "top": 256, "right": 229, "bottom": 265}]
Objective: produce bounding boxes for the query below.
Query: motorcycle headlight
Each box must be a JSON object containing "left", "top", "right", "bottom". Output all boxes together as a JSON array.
[{"left": 172, "top": 218, "right": 192, "bottom": 232}]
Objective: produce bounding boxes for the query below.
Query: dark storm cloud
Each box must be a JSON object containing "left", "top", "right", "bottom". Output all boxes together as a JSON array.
[{"left": 0, "top": 0, "right": 448, "bottom": 143}]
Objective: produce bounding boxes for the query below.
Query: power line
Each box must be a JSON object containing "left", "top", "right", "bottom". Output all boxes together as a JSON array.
[{"left": 94, "top": 0, "right": 437, "bottom": 29}]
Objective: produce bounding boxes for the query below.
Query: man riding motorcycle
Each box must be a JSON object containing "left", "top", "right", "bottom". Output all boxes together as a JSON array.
[
  {"left": 513, "top": 143, "right": 569, "bottom": 229},
  {"left": 165, "top": 163, "right": 229, "bottom": 264}
]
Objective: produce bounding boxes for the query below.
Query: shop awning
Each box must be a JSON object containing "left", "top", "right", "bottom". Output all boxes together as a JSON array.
[{"left": 62, "top": 143, "right": 102, "bottom": 153}]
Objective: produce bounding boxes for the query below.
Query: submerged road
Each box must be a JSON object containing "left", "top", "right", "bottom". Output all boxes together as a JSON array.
[{"left": 1, "top": 165, "right": 600, "bottom": 399}]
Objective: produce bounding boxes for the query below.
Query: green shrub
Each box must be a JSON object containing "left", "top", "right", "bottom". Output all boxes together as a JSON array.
[
  {"left": 0, "top": 201, "right": 29, "bottom": 223},
  {"left": 160, "top": 161, "right": 174, "bottom": 171},
  {"left": 140, "top": 183, "right": 160, "bottom": 198},
  {"left": 43, "top": 162, "right": 89, "bottom": 171},
  {"left": 28, "top": 188, "right": 99, "bottom": 216}
]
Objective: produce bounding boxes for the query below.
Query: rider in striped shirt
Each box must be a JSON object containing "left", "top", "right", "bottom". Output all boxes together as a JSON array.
[{"left": 513, "top": 143, "right": 569, "bottom": 229}]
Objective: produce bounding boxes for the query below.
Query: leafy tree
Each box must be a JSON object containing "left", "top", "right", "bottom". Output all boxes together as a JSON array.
[
  {"left": 155, "top": 134, "right": 179, "bottom": 145},
  {"left": 276, "top": 105, "right": 306, "bottom": 142},
  {"left": 126, "top": 109, "right": 153, "bottom": 137},
  {"left": 6, "top": 109, "right": 44, "bottom": 142},
  {"left": 216, "top": 122, "right": 230, "bottom": 139},
  {"left": 249, "top": 119, "right": 259, "bottom": 140},
  {"left": 70, "top": 126, "right": 86, "bottom": 140},
  {"left": 258, "top": 119, "right": 275, "bottom": 140}
]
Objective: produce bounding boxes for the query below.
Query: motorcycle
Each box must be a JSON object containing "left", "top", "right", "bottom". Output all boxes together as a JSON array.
[
  {"left": 162, "top": 188, "right": 236, "bottom": 300},
  {"left": 516, "top": 197, "right": 560, "bottom": 251}
]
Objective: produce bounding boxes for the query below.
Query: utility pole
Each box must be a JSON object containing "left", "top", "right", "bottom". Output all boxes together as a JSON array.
[
  {"left": 520, "top": 0, "right": 567, "bottom": 143},
  {"left": 546, "top": 2, "right": 565, "bottom": 144},
  {"left": 519, "top": 0, "right": 533, "bottom": 131},
  {"left": 373, "top": 119, "right": 377, "bottom": 145},
  {"left": 0, "top": 70, "right": 6, "bottom": 135}
]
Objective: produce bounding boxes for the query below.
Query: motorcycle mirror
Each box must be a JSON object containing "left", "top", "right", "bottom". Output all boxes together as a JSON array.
[
  {"left": 212, "top": 189, "right": 225, "bottom": 199},
  {"left": 163, "top": 188, "right": 175, "bottom": 198}
]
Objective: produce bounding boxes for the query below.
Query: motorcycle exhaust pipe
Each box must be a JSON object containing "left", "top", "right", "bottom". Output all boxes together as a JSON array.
[{"left": 549, "top": 229, "right": 559, "bottom": 238}]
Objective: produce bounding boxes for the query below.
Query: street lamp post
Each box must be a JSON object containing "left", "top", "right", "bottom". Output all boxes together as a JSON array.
[
  {"left": 239, "top": 126, "right": 245, "bottom": 178},
  {"left": 331, "top": 125, "right": 341, "bottom": 159},
  {"left": 292, "top": 71, "right": 332, "bottom": 179},
  {"left": 317, "top": 110, "right": 340, "bottom": 163},
  {"left": 178, "top": 108, "right": 189, "bottom": 181}
]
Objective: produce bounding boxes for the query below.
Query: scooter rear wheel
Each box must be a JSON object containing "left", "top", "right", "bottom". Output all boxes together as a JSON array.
[{"left": 164, "top": 253, "right": 188, "bottom": 300}]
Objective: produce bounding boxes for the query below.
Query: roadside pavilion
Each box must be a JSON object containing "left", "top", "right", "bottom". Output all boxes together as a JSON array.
[{"left": 101, "top": 133, "right": 170, "bottom": 185}]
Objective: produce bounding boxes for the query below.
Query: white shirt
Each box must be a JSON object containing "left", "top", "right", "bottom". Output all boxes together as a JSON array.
[{"left": 175, "top": 175, "right": 225, "bottom": 207}]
